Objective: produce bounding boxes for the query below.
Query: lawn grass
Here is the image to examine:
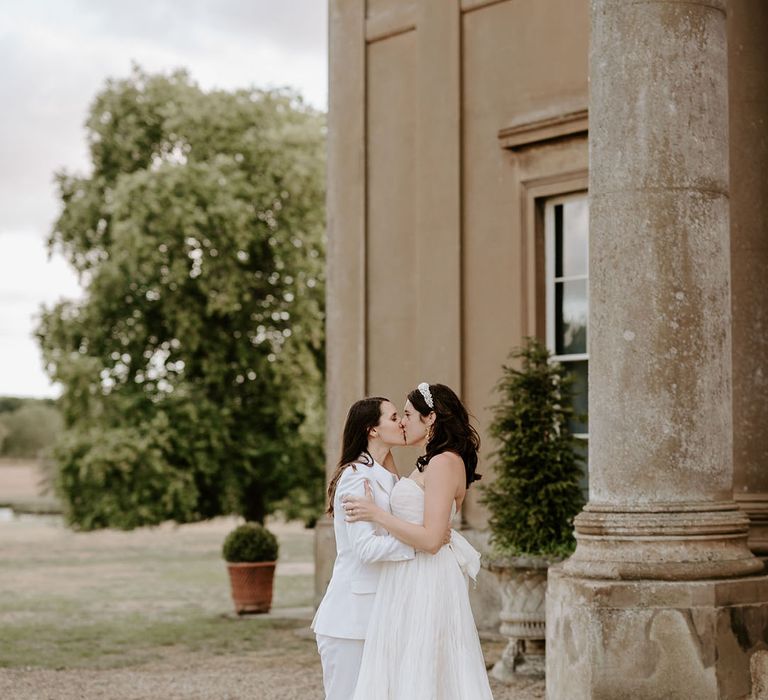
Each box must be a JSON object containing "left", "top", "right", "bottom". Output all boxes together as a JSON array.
[
  {"left": 0, "top": 516, "right": 315, "bottom": 670},
  {"left": 0, "top": 614, "right": 305, "bottom": 669}
]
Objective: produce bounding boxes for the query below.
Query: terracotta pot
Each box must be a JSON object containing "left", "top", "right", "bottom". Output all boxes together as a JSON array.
[{"left": 226, "top": 561, "right": 276, "bottom": 614}]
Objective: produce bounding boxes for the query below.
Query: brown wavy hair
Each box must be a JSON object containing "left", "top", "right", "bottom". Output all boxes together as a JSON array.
[
  {"left": 326, "top": 397, "right": 389, "bottom": 516},
  {"left": 408, "top": 383, "right": 481, "bottom": 488}
]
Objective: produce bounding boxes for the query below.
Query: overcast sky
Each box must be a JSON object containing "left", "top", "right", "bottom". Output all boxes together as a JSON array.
[{"left": 0, "top": 0, "right": 328, "bottom": 398}]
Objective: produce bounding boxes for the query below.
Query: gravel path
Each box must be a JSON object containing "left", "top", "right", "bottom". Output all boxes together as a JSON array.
[
  {"left": 0, "top": 623, "right": 545, "bottom": 700},
  {"left": 0, "top": 653, "right": 545, "bottom": 700}
]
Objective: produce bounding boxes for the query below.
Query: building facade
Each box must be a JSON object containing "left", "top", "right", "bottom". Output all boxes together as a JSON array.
[
  {"left": 316, "top": 0, "right": 594, "bottom": 634},
  {"left": 319, "top": 1, "right": 768, "bottom": 696}
]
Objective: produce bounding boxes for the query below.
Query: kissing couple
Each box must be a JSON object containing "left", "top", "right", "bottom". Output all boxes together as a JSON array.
[{"left": 312, "top": 382, "right": 494, "bottom": 699}]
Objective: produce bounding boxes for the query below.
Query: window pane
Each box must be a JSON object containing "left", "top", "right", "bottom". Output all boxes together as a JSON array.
[
  {"left": 561, "top": 198, "right": 588, "bottom": 277},
  {"left": 563, "top": 359, "right": 588, "bottom": 435},
  {"left": 555, "top": 280, "right": 588, "bottom": 354},
  {"left": 555, "top": 204, "right": 564, "bottom": 277},
  {"left": 547, "top": 194, "right": 589, "bottom": 491}
]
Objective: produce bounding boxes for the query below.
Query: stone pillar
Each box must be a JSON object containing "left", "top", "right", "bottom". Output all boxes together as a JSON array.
[
  {"left": 546, "top": 2, "right": 768, "bottom": 698},
  {"left": 729, "top": 0, "right": 768, "bottom": 564},
  {"left": 314, "top": 0, "right": 367, "bottom": 608},
  {"left": 567, "top": 0, "right": 757, "bottom": 582}
]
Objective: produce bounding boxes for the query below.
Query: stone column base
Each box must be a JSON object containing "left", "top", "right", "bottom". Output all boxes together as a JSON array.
[
  {"left": 735, "top": 493, "right": 768, "bottom": 565},
  {"left": 313, "top": 517, "right": 336, "bottom": 610},
  {"left": 546, "top": 566, "right": 768, "bottom": 700}
]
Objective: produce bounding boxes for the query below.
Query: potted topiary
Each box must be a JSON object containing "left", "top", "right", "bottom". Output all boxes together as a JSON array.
[
  {"left": 481, "top": 337, "right": 585, "bottom": 680},
  {"left": 223, "top": 522, "right": 280, "bottom": 614}
]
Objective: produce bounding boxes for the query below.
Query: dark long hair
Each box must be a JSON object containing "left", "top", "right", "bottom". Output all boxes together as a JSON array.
[
  {"left": 408, "top": 383, "right": 481, "bottom": 488},
  {"left": 326, "top": 397, "right": 389, "bottom": 516}
]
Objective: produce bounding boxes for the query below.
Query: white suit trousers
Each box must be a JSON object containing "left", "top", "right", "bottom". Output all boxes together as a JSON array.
[{"left": 316, "top": 634, "right": 365, "bottom": 700}]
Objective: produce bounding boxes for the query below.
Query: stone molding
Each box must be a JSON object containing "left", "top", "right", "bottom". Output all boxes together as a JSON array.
[
  {"left": 576, "top": 500, "right": 751, "bottom": 535},
  {"left": 498, "top": 107, "right": 588, "bottom": 151},
  {"left": 563, "top": 502, "right": 764, "bottom": 580},
  {"left": 735, "top": 493, "right": 768, "bottom": 556},
  {"left": 365, "top": 5, "right": 416, "bottom": 43},
  {"left": 460, "top": 0, "right": 510, "bottom": 13}
]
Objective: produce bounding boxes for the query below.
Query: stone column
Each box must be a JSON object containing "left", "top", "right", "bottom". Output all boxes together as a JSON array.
[
  {"left": 546, "top": 2, "right": 768, "bottom": 698},
  {"left": 314, "top": 0, "right": 367, "bottom": 608},
  {"left": 566, "top": 0, "right": 758, "bottom": 582},
  {"left": 729, "top": 0, "right": 768, "bottom": 564}
]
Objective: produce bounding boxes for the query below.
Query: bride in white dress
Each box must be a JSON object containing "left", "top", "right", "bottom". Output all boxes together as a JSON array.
[{"left": 344, "top": 382, "right": 494, "bottom": 700}]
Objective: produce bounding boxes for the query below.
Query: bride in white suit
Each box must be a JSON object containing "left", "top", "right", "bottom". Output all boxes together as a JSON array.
[
  {"left": 311, "top": 396, "right": 415, "bottom": 699},
  {"left": 344, "top": 382, "right": 493, "bottom": 700}
]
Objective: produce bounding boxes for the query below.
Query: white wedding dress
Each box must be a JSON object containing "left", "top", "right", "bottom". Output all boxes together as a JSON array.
[{"left": 352, "top": 477, "right": 494, "bottom": 700}]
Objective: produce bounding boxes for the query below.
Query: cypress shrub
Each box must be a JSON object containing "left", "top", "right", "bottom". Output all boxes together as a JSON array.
[{"left": 481, "top": 337, "right": 585, "bottom": 557}]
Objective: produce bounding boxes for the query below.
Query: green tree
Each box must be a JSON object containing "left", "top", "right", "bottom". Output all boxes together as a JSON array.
[
  {"left": 37, "top": 66, "right": 325, "bottom": 529},
  {"left": 481, "top": 338, "right": 585, "bottom": 556}
]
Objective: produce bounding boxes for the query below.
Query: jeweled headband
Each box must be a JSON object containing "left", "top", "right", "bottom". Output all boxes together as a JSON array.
[{"left": 417, "top": 382, "right": 434, "bottom": 409}]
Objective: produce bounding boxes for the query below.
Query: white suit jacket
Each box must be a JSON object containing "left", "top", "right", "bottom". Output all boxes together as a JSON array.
[{"left": 311, "top": 459, "right": 414, "bottom": 639}]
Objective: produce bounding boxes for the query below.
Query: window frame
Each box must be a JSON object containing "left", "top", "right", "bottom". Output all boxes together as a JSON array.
[{"left": 544, "top": 192, "right": 589, "bottom": 444}]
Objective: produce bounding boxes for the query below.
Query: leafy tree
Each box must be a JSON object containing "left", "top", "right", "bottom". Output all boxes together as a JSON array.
[
  {"left": 37, "top": 66, "right": 326, "bottom": 529},
  {"left": 481, "top": 338, "right": 585, "bottom": 557}
]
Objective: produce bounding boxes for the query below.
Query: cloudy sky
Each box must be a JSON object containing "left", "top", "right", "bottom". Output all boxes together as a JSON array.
[{"left": 0, "top": 0, "right": 328, "bottom": 398}]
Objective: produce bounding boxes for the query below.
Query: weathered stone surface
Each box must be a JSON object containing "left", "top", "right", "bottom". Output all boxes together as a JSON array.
[
  {"left": 588, "top": 0, "right": 733, "bottom": 512},
  {"left": 563, "top": 0, "right": 761, "bottom": 580},
  {"left": 313, "top": 518, "right": 335, "bottom": 608},
  {"left": 588, "top": 190, "right": 733, "bottom": 507},
  {"left": 590, "top": 0, "right": 728, "bottom": 196},
  {"left": 547, "top": 1, "right": 768, "bottom": 697},
  {"left": 547, "top": 567, "right": 768, "bottom": 700},
  {"left": 750, "top": 651, "right": 768, "bottom": 699},
  {"left": 564, "top": 502, "right": 762, "bottom": 580},
  {"left": 729, "top": 0, "right": 768, "bottom": 561}
]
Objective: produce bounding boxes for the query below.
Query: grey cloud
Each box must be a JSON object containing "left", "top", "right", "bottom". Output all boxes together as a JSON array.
[{"left": 71, "top": 0, "right": 327, "bottom": 58}]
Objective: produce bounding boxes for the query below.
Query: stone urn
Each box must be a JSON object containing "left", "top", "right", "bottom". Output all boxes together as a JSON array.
[{"left": 487, "top": 555, "right": 556, "bottom": 680}]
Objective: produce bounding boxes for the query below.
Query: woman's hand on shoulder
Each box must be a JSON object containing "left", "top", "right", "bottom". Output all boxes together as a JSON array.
[{"left": 343, "top": 481, "right": 382, "bottom": 523}]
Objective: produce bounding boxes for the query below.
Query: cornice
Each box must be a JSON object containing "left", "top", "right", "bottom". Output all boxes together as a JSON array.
[{"left": 498, "top": 107, "right": 588, "bottom": 151}]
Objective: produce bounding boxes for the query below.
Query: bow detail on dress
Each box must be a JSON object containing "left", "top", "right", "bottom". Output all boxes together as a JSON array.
[{"left": 447, "top": 530, "right": 481, "bottom": 582}]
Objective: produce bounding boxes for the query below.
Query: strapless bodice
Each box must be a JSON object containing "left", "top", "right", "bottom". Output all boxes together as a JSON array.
[{"left": 390, "top": 477, "right": 457, "bottom": 525}]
